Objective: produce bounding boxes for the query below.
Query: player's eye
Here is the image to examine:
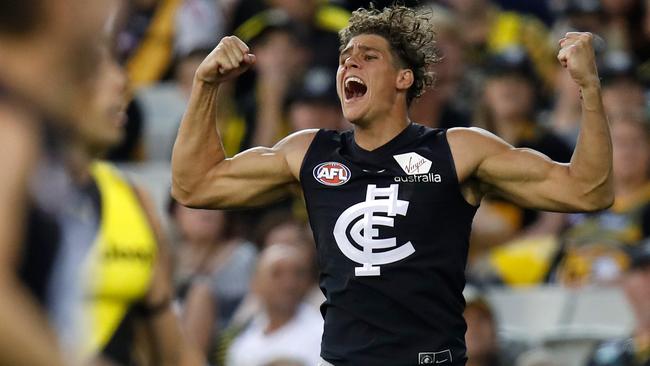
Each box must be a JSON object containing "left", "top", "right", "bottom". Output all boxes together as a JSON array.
[{"left": 364, "top": 54, "right": 377, "bottom": 61}]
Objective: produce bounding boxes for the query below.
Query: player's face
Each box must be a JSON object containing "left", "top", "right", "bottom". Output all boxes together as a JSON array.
[{"left": 337, "top": 34, "right": 406, "bottom": 125}]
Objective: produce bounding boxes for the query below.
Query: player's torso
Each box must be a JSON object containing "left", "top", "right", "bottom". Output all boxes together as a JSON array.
[{"left": 300, "top": 123, "right": 477, "bottom": 366}]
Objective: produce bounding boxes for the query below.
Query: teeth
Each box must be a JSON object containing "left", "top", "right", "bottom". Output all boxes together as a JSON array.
[{"left": 345, "top": 76, "right": 365, "bottom": 88}]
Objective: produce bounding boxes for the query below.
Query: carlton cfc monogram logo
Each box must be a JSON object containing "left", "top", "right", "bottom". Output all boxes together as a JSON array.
[
  {"left": 334, "top": 184, "right": 415, "bottom": 276},
  {"left": 313, "top": 162, "right": 351, "bottom": 186}
]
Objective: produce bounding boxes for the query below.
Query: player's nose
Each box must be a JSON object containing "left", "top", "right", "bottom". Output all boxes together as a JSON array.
[{"left": 343, "top": 55, "right": 360, "bottom": 69}]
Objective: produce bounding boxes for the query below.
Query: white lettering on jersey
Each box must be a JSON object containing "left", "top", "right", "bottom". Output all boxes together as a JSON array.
[{"left": 333, "top": 184, "right": 415, "bottom": 276}]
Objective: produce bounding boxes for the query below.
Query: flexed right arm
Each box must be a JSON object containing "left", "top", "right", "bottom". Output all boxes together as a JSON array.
[{"left": 171, "top": 36, "right": 315, "bottom": 209}]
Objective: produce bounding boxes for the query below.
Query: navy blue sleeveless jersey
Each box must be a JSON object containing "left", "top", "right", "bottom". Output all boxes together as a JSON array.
[{"left": 300, "top": 123, "right": 478, "bottom": 366}]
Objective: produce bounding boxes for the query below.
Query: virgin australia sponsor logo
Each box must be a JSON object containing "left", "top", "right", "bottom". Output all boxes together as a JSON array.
[{"left": 393, "top": 152, "right": 432, "bottom": 175}]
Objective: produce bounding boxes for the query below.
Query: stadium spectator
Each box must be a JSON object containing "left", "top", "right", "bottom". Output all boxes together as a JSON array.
[
  {"left": 174, "top": 0, "right": 224, "bottom": 57},
  {"left": 586, "top": 239, "right": 650, "bottom": 366},
  {"left": 168, "top": 200, "right": 257, "bottom": 354},
  {"left": 118, "top": 0, "right": 183, "bottom": 89},
  {"left": 440, "top": 0, "right": 557, "bottom": 90},
  {"left": 216, "top": 1, "right": 350, "bottom": 151},
  {"left": 554, "top": 114, "right": 650, "bottom": 286},
  {"left": 550, "top": 0, "right": 603, "bottom": 40},
  {"left": 469, "top": 48, "right": 572, "bottom": 262},
  {"left": 599, "top": 0, "right": 644, "bottom": 53},
  {"left": 135, "top": 47, "right": 207, "bottom": 161},
  {"left": 551, "top": 49, "right": 644, "bottom": 148},
  {"left": 215, "top": 243, "right": 322, "bottom": 366},
  {"left": 285, "top": 67, "right": 346, "bottom": 132},
  {"left": 248, "top": 20, "right": 310, "bottom": 146},
  {"left": 230, "top": 211, "right": 323, "bottom": 330},
  {"left": 254, "top": 211, "right": 313, "bottom": 249},
  {"left": 409, "top": 4, "right": 473, "bottom": 129},
  {"left": 599, "top": 51, "right": 647, "bottom": 120},
  {"left": 233, "top": 0, "right": 349, "bottom": 70},
  {"left": 464, "top": 287, "right": 519, "bottom": 366}
]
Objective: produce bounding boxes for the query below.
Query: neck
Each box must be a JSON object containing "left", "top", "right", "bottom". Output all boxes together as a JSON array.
[
  {"left": 353, "top": 105, "right": 410, "bottom": 151},
  {"left": 66, "top": 139, "right": 96, "bottom": 185}
]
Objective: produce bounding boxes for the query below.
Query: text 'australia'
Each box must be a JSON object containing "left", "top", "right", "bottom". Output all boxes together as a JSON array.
[{"left": 394, "top": 173, "right": 442, "bottom": 183}]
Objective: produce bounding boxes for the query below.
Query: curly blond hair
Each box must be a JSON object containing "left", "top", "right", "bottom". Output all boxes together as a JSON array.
[{"left": 339, "top": 5, "right": 440, "bottom": 105}]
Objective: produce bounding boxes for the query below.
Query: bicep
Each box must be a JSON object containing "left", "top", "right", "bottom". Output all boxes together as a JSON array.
[
  {"left": 185, "top": 129, "right": 316, "bottom": 209},
  {"left": 477, "top": 146, "right": 581, "bottom": 211}
]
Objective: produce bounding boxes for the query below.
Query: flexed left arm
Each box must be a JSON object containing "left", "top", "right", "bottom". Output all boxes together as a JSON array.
[{"left": 449, "top": 32, "right": 613, "bottom": 212}]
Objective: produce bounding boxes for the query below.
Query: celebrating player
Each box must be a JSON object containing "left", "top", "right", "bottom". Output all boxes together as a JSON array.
[{"left": 172, "top": 6, "right": 613, "bottom": 366}]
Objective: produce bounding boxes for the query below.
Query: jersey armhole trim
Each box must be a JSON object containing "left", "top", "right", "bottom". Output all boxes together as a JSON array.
[
  {"left": 442, "top": 129, "right": 480, "bottom": 209},
  {"left": 298, "top": 129, "right": 325, "bottom": 184}
]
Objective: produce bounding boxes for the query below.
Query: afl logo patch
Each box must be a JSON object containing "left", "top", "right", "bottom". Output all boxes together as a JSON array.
[{"left": 313, "top": 162, "right": 351, "bottom": 186}]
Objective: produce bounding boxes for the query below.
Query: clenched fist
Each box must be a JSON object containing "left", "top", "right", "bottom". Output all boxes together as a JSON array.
[
  {"left": 557, "top": 32, "right": 600, "bottom": 89},
  {"left": 195, "top": 36, "right": 256, "bottom": 85}
]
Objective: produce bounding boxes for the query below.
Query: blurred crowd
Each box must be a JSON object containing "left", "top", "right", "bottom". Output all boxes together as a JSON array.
[{"left": 2, "top": 0, "right": 650, "bottom": 365}]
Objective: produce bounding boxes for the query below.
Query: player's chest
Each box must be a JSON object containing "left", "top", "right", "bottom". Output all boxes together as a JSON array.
[{"left": 306, "top": 149, "right": 455, "bottom": 206}]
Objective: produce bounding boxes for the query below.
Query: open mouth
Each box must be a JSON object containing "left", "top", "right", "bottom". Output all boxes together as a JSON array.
[{"left": 344, "top": 76, "right": 367, "bottom": 101}]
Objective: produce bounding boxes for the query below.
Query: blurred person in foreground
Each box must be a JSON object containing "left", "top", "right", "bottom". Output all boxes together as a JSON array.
[
  {"left": 168, "top": 199, "right": 257, "bottom": 355},
  {"left": 171, "top": 5, "right": 613, "bottom": 365},
  {"left": 58, "top": 14, "right": 203, "bottom": 366},
  {"left": 587, "top": 239, "right": 650, "bottom": 366},
  {"left": 212, "top": 243, "right": 322, "bottom": 366},
  {"left": 0, "top": 0, "right": 119, "bottom": 364}
]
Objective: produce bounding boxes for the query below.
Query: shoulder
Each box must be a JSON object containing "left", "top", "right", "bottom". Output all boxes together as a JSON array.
[
  {"left": 273, "top": 129, "right": 321, "bottom": 175},
  {"left": 446, "top": 127, "right": 513, "bottom": 178},
  {"left": 447, "top": 127, "right": 509, "bottom": 147},
  {"left": 275, "top": 129, "right": 320, "bottom": 152}
]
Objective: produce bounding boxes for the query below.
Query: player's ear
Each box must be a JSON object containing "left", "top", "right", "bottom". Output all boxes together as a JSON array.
[{"left": 396, "top": 69, "right": 414, "bottom": 91}]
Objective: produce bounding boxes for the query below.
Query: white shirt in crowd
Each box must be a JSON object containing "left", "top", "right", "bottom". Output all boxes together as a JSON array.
[{"left": 226, "top": 303, "right": 324, "bottom": 366}]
